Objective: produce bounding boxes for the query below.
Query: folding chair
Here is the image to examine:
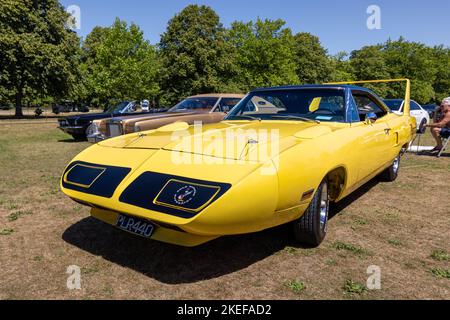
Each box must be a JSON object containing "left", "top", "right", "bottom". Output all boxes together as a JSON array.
[
  {"left": 437, "top": 131, "right": 450, "bottom": 158},
  {"left": 408, "top": 123, "right": 426, "bottom": 154}
]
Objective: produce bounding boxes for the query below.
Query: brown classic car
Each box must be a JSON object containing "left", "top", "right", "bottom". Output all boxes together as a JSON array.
[{"left": 87, "top": 94, "right": 244, "bottom": 143}]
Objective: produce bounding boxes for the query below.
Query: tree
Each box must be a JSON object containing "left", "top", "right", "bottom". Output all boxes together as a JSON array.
[
  {"left": 349, "top": 45, "right": 390, "bottom": 96},
  {"left": 159, "top": 5, "right": 236, "bottom": 105},
  {"left": 228, "top": 18, "right": 299, "bottom": 91},
  {"left": 381, "top": 38, "right": 437, "bottom": 103},
  {"left": 293, "top": 32, "right": 333, "bottom": 84},
  {"left": 87, "top": 19, "right": 161, "bottom": 106},
  {"left": 329, "top": 52, "right": 353, "bottom": 82},
  {"left": 431, "top": 46, "right": 450, "bottom": 102},
  {"left": 0, "top": 0, "right": 80, "bottom": 116}
]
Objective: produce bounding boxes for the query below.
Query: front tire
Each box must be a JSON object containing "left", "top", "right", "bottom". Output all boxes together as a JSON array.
[
  {"left": 293, "top": 179, "right": 330, "bottom": 247},
  {"left": 379, "top": 154, "right": 400, "bottom": 182}
]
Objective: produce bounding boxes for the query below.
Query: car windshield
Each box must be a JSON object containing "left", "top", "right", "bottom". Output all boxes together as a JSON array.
[
  {"left": 226, "top": 89, "right": 346, "bottom": 122},
  {"left": 105, "top": 101, "right": 133, "bottom": 113},
  {"left": 384, "top": 100, "right": 403, "bottom": 111},
  {"left": 169, "top": 97, "right": 219, "bottom": 112}
]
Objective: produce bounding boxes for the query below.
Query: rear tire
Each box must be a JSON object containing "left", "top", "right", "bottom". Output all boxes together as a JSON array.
[
  {"left": 417, "top": 118, "right": 427, "bottom": 134},
  {"left": 293, "top": 179, "right": 330, "bottom": 247},
  {"left": 379, "top": 154, "right": 400, "bottom": 182}
]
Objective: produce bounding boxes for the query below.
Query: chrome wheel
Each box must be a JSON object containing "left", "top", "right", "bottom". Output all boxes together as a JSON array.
[
  {"left": 319, "top": 183, "right": 329, "bottom": 232},
  {"left": 392, "top": 157, "right": 400, "bottom": 174}
]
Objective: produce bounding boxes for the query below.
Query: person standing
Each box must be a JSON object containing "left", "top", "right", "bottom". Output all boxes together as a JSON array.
[{"left": 141, "top": 100, "right": 150, "bottom": 112}]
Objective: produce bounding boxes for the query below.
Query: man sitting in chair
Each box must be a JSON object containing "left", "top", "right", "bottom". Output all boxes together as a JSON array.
[{"left": 426, "top": 98, "right": 450, "bottom": 153}]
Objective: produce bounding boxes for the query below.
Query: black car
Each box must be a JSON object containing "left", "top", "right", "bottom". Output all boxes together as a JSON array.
[
  {"left": 422, "top": 104, "right": 438, "bottom": 119},
  {"left": 52, "top": 101, "right": 90, "bottom": 114},
  {"left": 58, "top": 101, "right": 151, "bottom": 140}
]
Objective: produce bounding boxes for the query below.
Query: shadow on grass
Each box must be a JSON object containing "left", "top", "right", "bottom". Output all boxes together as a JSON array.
[
  {"left": 416, "top": 150, "right": 450, "bottom": 158},
  {"left": 62, "top": 217, "right": 292, "bottom": 284},
  {"left": 62, "top": 178, "right": 382, "bottom": 283},
  {"left": 58, "top": 139, "right": 85, "bottom": 143},
  {"left": 330, "top": 178, "right": 380, "bottom": 219}
]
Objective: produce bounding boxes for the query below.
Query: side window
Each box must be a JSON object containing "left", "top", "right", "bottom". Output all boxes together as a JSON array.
[
  {"left": 410, "top": 101, "right": 421, "bottom": 111},
  {"left": 352, "top": 92, "right": 387, "bottom": 121}
]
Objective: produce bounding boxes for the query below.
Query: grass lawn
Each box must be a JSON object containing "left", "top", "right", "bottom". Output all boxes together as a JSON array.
[{"left": 0, "top": 121, "right": 449, "bottom": 299}]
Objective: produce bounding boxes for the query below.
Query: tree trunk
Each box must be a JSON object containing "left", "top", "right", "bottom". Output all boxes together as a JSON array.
[{"left": 15, "top": 89, "right": 23, "bottom": 118}]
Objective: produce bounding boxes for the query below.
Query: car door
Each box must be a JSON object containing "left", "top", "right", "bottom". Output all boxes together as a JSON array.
[{"left": 351, "top": 91, "right": 396, "bottom": 180}]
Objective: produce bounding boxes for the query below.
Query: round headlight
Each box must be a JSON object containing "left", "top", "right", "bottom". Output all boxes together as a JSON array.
[{"left": 86, "top": 123, "right": 99, "bottom": 136}]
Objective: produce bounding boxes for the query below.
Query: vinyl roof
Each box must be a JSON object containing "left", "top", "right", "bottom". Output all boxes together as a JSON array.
[{"left": 252, "top": 84, "right": 374, "bottom": 92}]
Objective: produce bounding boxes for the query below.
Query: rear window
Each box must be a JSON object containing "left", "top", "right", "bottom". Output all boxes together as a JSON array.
[{"left": 170, "top": 97, "right": 218, "bottom": 112}]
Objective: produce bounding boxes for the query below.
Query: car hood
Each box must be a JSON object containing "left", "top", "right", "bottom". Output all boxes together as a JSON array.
[
  {"left": 109, "top": 111, "right": 206, "bottom": 123},
  {"left": 99, "top": 121, "right": 334, "bottom": 161}
]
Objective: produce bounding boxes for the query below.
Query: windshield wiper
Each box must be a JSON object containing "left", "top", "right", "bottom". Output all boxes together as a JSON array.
[
  {"left": 228, "top": 115, "right": 262, "bottom": 121},
  {"left": 271, "top": 115, "right": 320, "bottom": 124}
]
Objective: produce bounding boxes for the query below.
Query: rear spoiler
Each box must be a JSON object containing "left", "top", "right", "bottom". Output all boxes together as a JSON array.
[{"left": 325, "top": 79, "right": 411, "bottom": 115}]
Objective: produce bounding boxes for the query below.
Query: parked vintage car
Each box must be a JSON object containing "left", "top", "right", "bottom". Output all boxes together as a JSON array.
[
  {"left": 86, "top": 94, "right": 244, "bottom": 143},
  {"left": 384, "top": 99, "right": 430, "bottom": 132},
  {"left": 52, "top": 101, "right": 90, "bottom": 115},
  {"left": 58, "top": 101, "right": 162, "bottom": 140},
  {"left": 61, "top": 80, "right": 416, "bottom": 247}
]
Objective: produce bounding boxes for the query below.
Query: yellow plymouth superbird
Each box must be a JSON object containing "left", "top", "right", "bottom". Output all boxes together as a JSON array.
[{"left": 61, "top": 80, "right": 416, "bottom": 247}]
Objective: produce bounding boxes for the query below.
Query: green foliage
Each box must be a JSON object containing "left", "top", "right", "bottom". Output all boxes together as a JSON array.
[
  {"left": 431, "top": 249, "right": 450, "bottom": 261},
  {"left": 343, "top": 280, "right": 367, "bottom": 295},
  {"left": 284, "top": 246, "right": 298, "bottom": 255},
  {"left": 228, "top": 18, "right": 299, "bottom": 91},
  {"left": 293, "top": 32, "right": 333, "bottom": 84},
  {"left": 8, "top": 210, "right": 32, "bottom": 222},
  {"left": 0, "top": 0, "right": 80, "bottom": 116},
  {"left": 0, "top": 228, "right": 14, "bottom": 236},
  {"left": 0, "top": 3, "right": 449, "bottom": 112},
  {"left": 332, "top": 241, "right": 371, "bottom": 257},
  {"left": 285, "top": 280, "right": 306, "bottom": 293},
  {"left": 387, "top": 239, "right": 404, "bottom": 247},
  {"left": 430, "top": 268, "right": 450, "bottom": 279},
  {"left": 348, "top": 38, "right": 450, "bottom": 103},
  {"left": 87, "top": 19, "right": 160, "bottom": 106},
  {"left": 329, "top": 52, "right": 353, "bottom": 82},
  {"left": 159, "top": 5, "right": 236, "bottom": 105}
]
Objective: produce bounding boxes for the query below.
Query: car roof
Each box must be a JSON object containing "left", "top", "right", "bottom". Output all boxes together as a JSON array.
[
  {"left": 252, "top": 84, "right": 379, "bottom": 93},
  {"left": 188, "top": 93, "right": 245, "bottom": 98}
]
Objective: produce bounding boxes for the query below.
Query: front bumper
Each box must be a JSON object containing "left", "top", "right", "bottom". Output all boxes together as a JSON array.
[
  {"left": 91, "top": 207, "right": 218, "bottom": 247},
  {"left": 59, "top": 126, "right": 85, "bottom": 135},
  {"left": 87, "top": 133, "right": 106, "bottom": 143},
  {"left": 60, "top": 146, "right": 284, "bottom": 246}
]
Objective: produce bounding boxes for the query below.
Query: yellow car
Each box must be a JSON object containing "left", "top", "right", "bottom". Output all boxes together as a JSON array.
[{"left": 61, "top": 80, "right": 416, "bottom": 247}]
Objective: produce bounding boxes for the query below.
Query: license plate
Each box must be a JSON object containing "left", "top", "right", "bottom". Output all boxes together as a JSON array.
[{"left": 116, "top": 214, "right": 155, "bottom": 238}]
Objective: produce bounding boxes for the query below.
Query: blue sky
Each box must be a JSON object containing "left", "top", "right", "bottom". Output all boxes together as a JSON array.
[{"left": 60, "top": 0, "right": 450, "bottom": 54}]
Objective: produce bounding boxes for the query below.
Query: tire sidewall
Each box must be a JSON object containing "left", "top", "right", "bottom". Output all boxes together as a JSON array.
[{"left": 315, "top": 180, "right": 329, "bottom": 241}]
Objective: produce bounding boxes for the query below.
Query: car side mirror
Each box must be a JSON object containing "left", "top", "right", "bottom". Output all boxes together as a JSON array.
[{"left": 365, "top": 112, "right": 378, "bottom": 124}]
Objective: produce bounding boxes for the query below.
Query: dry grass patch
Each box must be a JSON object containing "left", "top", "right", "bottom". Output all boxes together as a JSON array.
[{"left": 0, "top": 122, "right": 449, "bottom": 299}]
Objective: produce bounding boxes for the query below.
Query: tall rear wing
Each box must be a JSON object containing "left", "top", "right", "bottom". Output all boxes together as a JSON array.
[{"left": 325, "top": 79, "right": 411, "bottom": 115}]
